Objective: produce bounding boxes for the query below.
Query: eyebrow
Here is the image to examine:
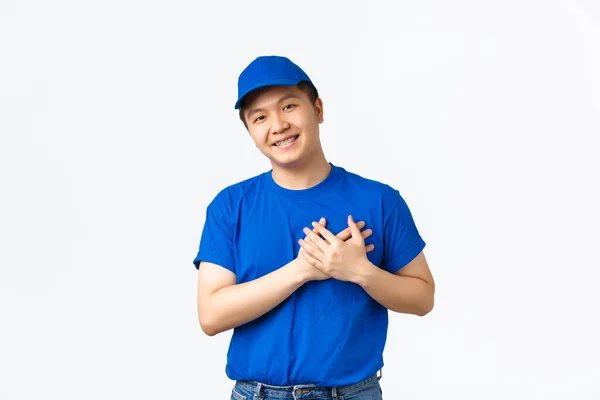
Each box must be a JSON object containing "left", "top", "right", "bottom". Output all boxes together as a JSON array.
[{"left": 246, "top": 93, "right": 303, "bottom": 119}]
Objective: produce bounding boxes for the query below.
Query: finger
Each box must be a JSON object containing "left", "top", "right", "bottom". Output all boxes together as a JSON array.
[
  {"left": 336, "top": 226, "right": 351, "bottom": 241},
  {"left": 311, "top": 221, "right": 340, "bottom": 244},
  {"left": 300, "top": 246, "right": 325, "bottom": 269},
  {"left": 299, "top": 237, "right": 322, "bottom": 254},
  {"left": 303, "top": 227, "right": 328, "bottom": 251},
  {"left": 310, "top": 217, "right": 329, "bottom": 244},
  {"left": 300, "top": 249, "right": 317, "bottom": 266},
  {"left": 299, "top": 237, "right": 325, "bottom": 257},
  {"left": 336, "top": 221, "right": 365, "bottom": 241},
  {"left": 361, "top": 228, "right": 373, "bottom": 240},
  {"left": 365, "top": 244, "right": 375, "bottom": 253},
  {"left": 347, "top": 215, "right": 363, "bottom": 243}
]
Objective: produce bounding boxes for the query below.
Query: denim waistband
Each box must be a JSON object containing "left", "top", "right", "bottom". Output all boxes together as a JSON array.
[{"left": 235, "top": 370, "right": 381, "bottom": 399}]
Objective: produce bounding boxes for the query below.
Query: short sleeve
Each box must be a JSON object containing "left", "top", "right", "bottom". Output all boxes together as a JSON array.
[
  {"left": 381, "top": 190, "right": 426, "bottom": 274},
  {"left": 192, "top": 194, "right": 236, "bottom": 273}
]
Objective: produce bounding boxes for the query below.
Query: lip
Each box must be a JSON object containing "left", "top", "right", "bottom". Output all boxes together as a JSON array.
[{"left": 272, "top": 134, "right": 299, "bottom": 146}]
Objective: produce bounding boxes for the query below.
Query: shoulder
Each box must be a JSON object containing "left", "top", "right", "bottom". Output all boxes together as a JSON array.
[
  {"left": 336, "top": 164, "right": 401, "bottom": 205},
  {"left": 206, "top": 171, "right": 266, "bottom": 211}
]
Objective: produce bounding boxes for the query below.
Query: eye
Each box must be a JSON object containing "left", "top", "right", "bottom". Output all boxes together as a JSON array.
[
  {"left": 253, "top": 115, "right": 265, "bottom": 123},
  {"left": 283, "top": 104, "right": 296, "bottom": 111}
]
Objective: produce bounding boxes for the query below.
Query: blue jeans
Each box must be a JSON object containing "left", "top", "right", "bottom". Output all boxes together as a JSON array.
[{"left": 230, "top": 373, "right": 382, "bottom": 400}]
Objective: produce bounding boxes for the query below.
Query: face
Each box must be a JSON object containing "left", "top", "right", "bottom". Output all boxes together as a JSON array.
[{"left": 243, "top": 85, "right": 324, "bottom": 170}]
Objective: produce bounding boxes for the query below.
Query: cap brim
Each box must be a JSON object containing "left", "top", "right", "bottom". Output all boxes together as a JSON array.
[{"left": 234, "top": 78, "right": 307, "bottom": 109}]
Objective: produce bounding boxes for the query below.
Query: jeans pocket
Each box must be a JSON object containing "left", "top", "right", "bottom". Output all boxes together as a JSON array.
[
  {"left": 231, "top": 387, "right": 247, "bottom": 400},
  {"left": 342, "top": 381, "right": 383, "bottom": 400}
]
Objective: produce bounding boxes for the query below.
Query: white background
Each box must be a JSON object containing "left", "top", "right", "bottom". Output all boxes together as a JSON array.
[{"left": 1, "top": 1, "right": 599, "bottom": 399}]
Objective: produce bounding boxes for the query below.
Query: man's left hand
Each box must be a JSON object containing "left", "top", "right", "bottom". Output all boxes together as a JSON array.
[{"left": 298, "top": 215, "right": 373, "bottom": 283}]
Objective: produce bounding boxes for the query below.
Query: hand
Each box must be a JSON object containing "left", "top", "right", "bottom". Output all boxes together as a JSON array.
[
  {"left": 299, "top": 215, "right": 373, "bottom": 283},
  {"left": 298, "top": 217, "right": 375, "bottom": 282}
]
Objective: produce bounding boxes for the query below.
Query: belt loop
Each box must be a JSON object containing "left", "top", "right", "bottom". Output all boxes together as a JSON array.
[
  {"left": 254, "top": 382, "right": 262, "bottom": 400},
  {"left": 331, "top": 386, "right": 338, "bottom": 400},
  {"left": 377, "top": 368, "right": 382, "bottom": 380}
]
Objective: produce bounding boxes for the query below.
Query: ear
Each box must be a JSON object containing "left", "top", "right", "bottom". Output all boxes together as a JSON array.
[{"left": 315, "top": 97, "right": 324, "bottom": 123}]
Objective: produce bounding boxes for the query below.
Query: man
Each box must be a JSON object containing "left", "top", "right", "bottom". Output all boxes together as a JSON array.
[{"left": 193, "top": 55, "right": 435, "bottom": 400}]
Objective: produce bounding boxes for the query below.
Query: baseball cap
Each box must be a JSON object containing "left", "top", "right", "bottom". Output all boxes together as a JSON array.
[{"left": 234, "top": 55, "right": 314, "bottom": 109}]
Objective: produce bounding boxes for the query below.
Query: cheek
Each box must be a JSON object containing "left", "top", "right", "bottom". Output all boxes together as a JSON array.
[
  {"left": 249, "top": 129, "right": 268, "bottom": 145},
  {"left": 297, "top": 116, "right": 319, "bottom": 135},
  {"left": 287, "top": 114, "right": 311, "bottom": 132}
]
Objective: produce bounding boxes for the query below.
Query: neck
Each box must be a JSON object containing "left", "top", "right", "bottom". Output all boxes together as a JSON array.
[{"left": 270, "top": 150, "right": 331, "bottom": 190}]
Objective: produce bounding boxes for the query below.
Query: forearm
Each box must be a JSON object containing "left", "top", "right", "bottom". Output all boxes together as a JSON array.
[
  {"left": 201, "top": 259, "right": 308, "bottom": 336},
  {"left": 354, "top": 262, "right": 434, "bottom": 316}
]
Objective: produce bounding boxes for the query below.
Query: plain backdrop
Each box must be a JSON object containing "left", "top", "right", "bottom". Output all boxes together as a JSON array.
[{"left": 1, "top": 1, "right": 599, "bottom": 399}]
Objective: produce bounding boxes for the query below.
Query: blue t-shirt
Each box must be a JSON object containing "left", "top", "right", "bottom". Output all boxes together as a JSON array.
[{"left": 193, "top": 163, "right": 425, "bottom": 387}]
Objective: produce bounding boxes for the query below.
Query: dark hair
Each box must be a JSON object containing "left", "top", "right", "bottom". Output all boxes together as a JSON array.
[{"left": 238, "top": 81, "right": 319, "bottom": 129}]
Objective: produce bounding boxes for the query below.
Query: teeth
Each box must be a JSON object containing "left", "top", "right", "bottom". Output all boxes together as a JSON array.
[{"left": 276, "top": 136, "right": 296, "bottom": 146}]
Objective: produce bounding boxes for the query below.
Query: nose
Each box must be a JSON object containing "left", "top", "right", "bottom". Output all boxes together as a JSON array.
[{"left": 270, "top": 112, "right": 290, "bottom": 135}]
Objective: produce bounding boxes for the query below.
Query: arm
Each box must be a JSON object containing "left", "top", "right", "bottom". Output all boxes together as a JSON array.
[
  {"left": 197, "top": 259, "right": 310, "bottom": 336},
  {"left": 353, "top": 251, "right": 435, "bottom": 316},
  {"left": 197, "top": 219, "right": 374, "bottom": 336},
  {"left": 299, "top": 217, "right": 434, "bottom": 316}
]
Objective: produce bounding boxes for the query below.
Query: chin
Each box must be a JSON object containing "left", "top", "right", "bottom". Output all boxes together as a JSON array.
[
  {"left": 267, "top": 150, "right": 303, "bottom": 167},
  {"left": 270, "top": 155, "right": 305, "bottom": 169}
]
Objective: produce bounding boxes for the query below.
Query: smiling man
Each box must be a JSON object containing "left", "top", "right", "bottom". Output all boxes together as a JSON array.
[{"left": 193, "top": 55, "right": 435, "bottom": 400}]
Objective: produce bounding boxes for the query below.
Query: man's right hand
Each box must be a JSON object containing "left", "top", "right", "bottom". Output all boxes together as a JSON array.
[
  {"left": 298, "top": 217, "right": 375, "bottom": 282},
  {"left": 198, "top": 217, "right": 376, "bottom": 335}
]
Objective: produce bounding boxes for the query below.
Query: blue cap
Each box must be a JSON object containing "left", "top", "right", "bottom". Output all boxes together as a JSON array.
[{"left": 234, "top": 55, "right": 313, "bottom": 109}]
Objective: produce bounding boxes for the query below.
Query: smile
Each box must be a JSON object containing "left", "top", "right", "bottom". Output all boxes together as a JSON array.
[{"left": 274, "top": 135, "right": 299, "bottom": 147}]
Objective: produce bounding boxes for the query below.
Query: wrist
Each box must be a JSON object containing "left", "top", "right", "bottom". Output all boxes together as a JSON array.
[
  {"left": 288, "top": 258, "right": 311, "bottom": 285},
  {"left": 353, "top": 259, "right": 378, "bottom": 288}
]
